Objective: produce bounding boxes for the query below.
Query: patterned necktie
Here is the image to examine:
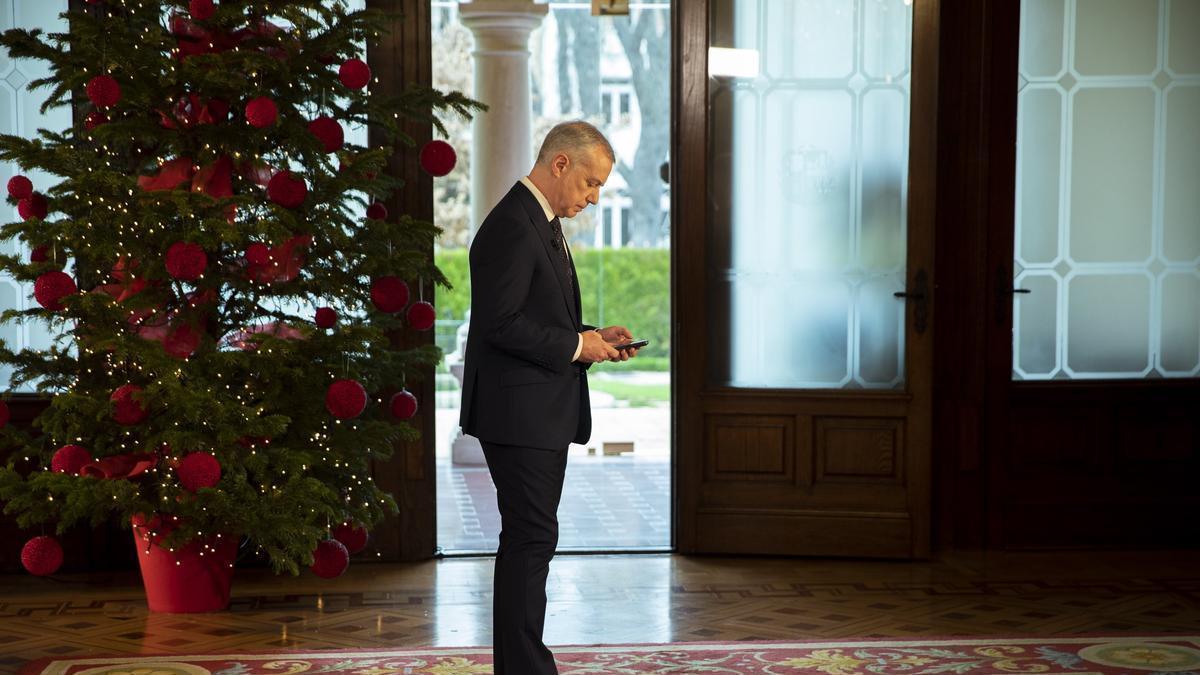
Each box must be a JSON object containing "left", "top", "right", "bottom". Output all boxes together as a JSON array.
[{"left": 549, "top": 217, "right": 574, "bottom": 288}]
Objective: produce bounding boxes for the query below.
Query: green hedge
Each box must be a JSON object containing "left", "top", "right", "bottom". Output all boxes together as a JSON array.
[{"left": 434, "top": 248, "right": 671, "bottom": 358}]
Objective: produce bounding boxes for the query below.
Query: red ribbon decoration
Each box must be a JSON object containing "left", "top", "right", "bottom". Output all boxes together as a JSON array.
[
  {"left": 246, "top": 234, "right": 313, "bottom": 284},
  {"left": 139, "top": 155, "right": 235, "bottom": 222},
  {"left": 159, "top": 93, "right": 229, "bottom": 130},
  {"left": 137, "top": 158, "right": 196, "bottom": 192},
  {"left": 79, "top": 453, "right": 157, "bottom": 480},
  {"left": 225, "top": 321, "right": 307, "bottom": 351},
  {"left": 170, "top": 13, "right": 292, "bottom": 62}
]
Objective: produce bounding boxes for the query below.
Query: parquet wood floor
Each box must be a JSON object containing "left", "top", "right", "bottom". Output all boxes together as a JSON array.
[{"left": 1, "top": 550, "right": 1198, "bottom": 673}]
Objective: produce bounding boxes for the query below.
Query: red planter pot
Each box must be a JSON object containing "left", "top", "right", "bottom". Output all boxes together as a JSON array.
[{"left": 132, "top": 526, "right": 237, "bottom": 613}]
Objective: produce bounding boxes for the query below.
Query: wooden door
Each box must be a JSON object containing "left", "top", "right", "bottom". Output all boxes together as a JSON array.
[
  {"left": 983, "top": 0, "right": 1200, "bottom": 549},
  {"left": 674, "top": 0, "right": 940, "bottom": 558}
]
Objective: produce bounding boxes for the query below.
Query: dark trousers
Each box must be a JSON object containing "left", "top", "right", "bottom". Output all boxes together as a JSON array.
[{"left": 480, "top": 441, "right": 567, "bottom": 675}]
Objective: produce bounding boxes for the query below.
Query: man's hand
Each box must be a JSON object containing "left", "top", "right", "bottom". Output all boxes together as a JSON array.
[
  {"left": 598, "top": 325, "right": 639, "bottom": 362},
  {"left": 598, "top": 325, "right": 632, "bottom": 344},
  {"left": 578, "top": 330, "right": 619, "bottom": 363}
]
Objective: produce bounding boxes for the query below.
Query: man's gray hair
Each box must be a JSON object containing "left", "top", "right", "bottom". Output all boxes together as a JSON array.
[{"left": 535, "top": 120, "right": 615, "bottom": 166}]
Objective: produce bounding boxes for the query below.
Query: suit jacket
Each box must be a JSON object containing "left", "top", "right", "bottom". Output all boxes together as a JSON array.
[{"left": 459, "top": 182, "right": 594, "bottom": 450}]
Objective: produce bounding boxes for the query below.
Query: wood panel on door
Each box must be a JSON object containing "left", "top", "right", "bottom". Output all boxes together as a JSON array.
[{"left": 673, "top": 0, "right": 940, "bottom": 559}]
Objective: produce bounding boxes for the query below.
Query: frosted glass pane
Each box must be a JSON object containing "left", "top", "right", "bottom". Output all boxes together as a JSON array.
[
  {"left": 1160, "top": 273, "right": 1200, "bottom": 373},
  {"left": 727, "top": 277, "right": 764, "bottom": 385},
  {"left": 1070, "top": 87, "right": 1154, "bottom": 263},
  {"left": 1014, "top": 274, "right": 1059, "bottom": 377},
  {"left": 1168, "top": 0, "right": 1200, "bottom": 75},
  {"left": 1016, "top": 87, "right": 1063, "bottom": 264},
  {"left": 711, "top": 0, "right": 758, "bottom": 48},
  {"left": 863, "top": 0, "right": 910, "bottom": 80},
  {"left": 761, "top": 279, "right": 851, "bottom": 387},
  {"left": 763, "top": 0, "right": 855, "bottom": 80},
  {"left": 708, "top": 0, "right": 911, "bottom": 390},
  {"left": 1015, "top": 1, "right": 1198, "bottom": 381},
  {"left": 764, "top": 89, "right": 853, "bottom": 271},
  {"left": 858, "top": 275, "right": 904, "bottom": 385},
  {"left": 726, "top": 88, "right": 763, "bottom": 272},
  {"left": 1019, "top": 0, "right": 1066, "bottom": 78},
  {"left": 1074, "top": 0, "right": 1158, "bottom": 76},
  {"left": 861, "top": 88, "right": 906, "bottom": 271},
  {"left": 1067, "top": 274, "right": 1151, "bottom": 375},
  {"left": 1164, "top": 85, "right": 1200, "bottom": 262}
]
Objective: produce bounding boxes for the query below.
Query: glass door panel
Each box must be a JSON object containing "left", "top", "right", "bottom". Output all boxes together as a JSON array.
[
  {"left": 1013, "top": 0, "right": 1200, "bottom": 380},
  {"left": 706, "top": 0, "right": 913, "bottom": 389}
]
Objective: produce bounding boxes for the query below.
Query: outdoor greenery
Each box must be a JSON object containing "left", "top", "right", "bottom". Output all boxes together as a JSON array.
[{"left": 434, "top": 248, "right": 670, "bottom": 359}]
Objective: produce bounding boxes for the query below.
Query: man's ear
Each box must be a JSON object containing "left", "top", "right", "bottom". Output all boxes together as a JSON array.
[{"left": 552, "top": 153, "right": 570, "bottom": 176}]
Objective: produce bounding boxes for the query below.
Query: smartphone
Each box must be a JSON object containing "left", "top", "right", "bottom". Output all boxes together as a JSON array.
[{"left": 615, "top": 339, "right": 649, "bottom": 351}]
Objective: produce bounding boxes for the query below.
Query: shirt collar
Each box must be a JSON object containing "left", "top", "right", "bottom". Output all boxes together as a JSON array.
[{"left": 520, "top": 176, "right": 556, "bottom": 223}]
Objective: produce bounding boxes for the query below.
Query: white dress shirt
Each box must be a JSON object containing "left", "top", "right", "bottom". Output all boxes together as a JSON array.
[{"left": 520, "top": 176, "right": 590, "bottom": 363}]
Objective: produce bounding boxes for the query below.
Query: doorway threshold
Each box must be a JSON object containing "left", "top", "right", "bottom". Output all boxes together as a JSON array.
[{"left": 437, "top": 546, "right": 674, "bottom": 559}]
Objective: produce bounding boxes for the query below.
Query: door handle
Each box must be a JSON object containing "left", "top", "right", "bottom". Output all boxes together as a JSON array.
[
  {"left": 894, "top": 268, "right": 929, "bottom": 335},
  {"left": 995, "top": 264, "right": 1031, "bottom": 325}
]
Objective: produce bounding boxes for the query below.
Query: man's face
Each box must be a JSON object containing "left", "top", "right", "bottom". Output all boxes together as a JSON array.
[{"left": 550, "top": 146, "right": 612, "bottom": 219}]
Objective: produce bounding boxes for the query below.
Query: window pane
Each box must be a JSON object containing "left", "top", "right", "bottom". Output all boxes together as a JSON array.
[
  {"left": 1, "top": 1, "right": 70, "bottom": 392},
  {"left": 1013, "top": 0, "right": 1200, "bottom": 380},
  {"left": 707, "top": 0, "right": 911, "bottom": 389}
]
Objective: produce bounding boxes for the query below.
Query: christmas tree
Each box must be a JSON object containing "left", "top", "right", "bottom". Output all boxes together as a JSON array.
[{"left": 0, "top": 0, "right": 476, "bottom": 577}]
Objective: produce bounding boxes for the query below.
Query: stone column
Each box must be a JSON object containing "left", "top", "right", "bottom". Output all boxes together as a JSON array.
[
  {"left": 459, "top": 0, "right": 548, "bottom": 238},
  {"left": 450, "top": 0, "right": 548, "bottom": 465}
]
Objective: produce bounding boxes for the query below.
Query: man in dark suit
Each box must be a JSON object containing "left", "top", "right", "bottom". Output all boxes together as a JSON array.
[{"left": 460, "top": 121, "right": 640, "bottom": 674}]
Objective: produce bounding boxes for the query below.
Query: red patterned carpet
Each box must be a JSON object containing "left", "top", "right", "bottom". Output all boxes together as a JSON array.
[{"left": 21, "top": 636, "right": 1200, "bottom": 674}]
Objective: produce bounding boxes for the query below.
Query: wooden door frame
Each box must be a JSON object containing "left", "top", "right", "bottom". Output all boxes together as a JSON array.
[
  {"left": 366, "top": 0, "right": 436, "bottom": 562},
  {"left": 930, "top": 0, "right": 1021, "bottom": 550},
  {"left": 672, "top": 0, "right": 940, "bottom": 558}
]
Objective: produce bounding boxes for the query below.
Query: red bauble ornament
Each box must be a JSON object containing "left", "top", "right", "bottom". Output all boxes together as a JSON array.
[
  {"left": 314, "top": 306, "right": 337, "bottom": 329},
  {"left": 85, "top": 75, "right": 121, "bottom": 108},
  {"left": 111, "top": 384, "right": 148, "bottom": 425},
  {"left": 407, "top": 301, "right": 436, "bottom": 331},
  {"left": 308, "top": 116, "right": 344, "bottom": 153},
  {"left": 338, "top": 58, "right": 371, "bottom": 89},
  {"left": 7, "top": 175, "right": 33, "bottom": 199},
  {"left": 189, "top": 0, "right": 215, "bottom": 20},
  {"left": 84, "top": 111, "right": 109, "bottom": 130},
  {"left": 310, "top": 539, "right": 349, "bottom": 578},
  {"left": 165, "top": 241, "right": 207, "bottom": 281},
  {"left": 163, "top": 321, "right": 202, "bottom": 360},
  {"left": 0, "top": 400, "right": 8, "bottom": 428},
  {"left": 325, "top": 379, "right": 368, "bottom": 419},
  {"left": 245, "top": 242, "right": 270, "bottom": 266},
  {"left": 177, "top": 451, "right": 221, "bottom": 492},
  {"left": 267, "top": 171, "right": 307, "bottom": 209},
  {"left": 389, "top": 389, "right": 418, "bottom": 420},
  {"left": 370, "top": 276, "right": 409, "bottom": 313},
  {"left": 366, "top": 201, "right": 388, "bottom": 221},
  {"left": 419, "top": 140, "right": 457, "bottom": 177},
  {"left": 245, "top": 96, "right": 278, "bottom": 128},
  {"left": 30, "top": 245, "right": 49, "bottom": 263},
  {"left": 18, "top": 193, "right": 48, "bottom": 221},
  {"left": 51, "top": 444, "right": 93, "bottom": 475},
  {"left": 21, "top": 536, "right": 63, "bottom": 576},
  {"left": 33, "top": 271, "right": 76, "bottom": 311},
  {"left": 332, "top": 522, "right": 369, "bottom": 554}
]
